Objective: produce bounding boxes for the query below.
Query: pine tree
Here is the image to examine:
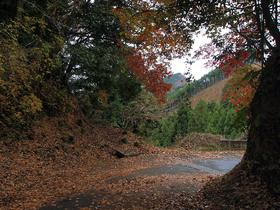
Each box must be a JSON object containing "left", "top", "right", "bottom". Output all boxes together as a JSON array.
[
  {"left": 173, "top": 93, "right": 191, "bottom": 137},
  {"left": 189, "top": 99, "right": 208, "bottom": 133}
]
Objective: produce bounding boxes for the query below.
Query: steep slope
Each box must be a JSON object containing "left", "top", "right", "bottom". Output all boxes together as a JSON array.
[
  {"left": 190, "top": 77, "right": 230, "bottom": 108},
  {"left": 0, "top": 114, "right": 154, "bottom": 208},
  {"left": 165, "top": 69, "right": 228, "bottom": 113}
]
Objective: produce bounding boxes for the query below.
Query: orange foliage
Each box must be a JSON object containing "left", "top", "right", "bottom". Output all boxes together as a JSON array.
[
  {"left": 113, "top": 0, "right": 191, "bottom": 103},
  {"left": 193, "top": 17, "right": 262, "bottom": 112},
  {"left": 194, "top": 32, "right": 251, "bottom": 77},
  {"left": 95, "top": 90, "right": 109, "bottom": 108},
  {"left": 125, "top": 48, "right": 172, "bottom": 103},
  {"left": 113, "top": 0, "right": 189, "bottom": 59},
  {"left": 223, "top": 64, "right": 260, "bottom": 112}
]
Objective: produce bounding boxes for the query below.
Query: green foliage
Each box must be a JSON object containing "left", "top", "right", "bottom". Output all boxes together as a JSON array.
[
  {"left": 189, "top": 99, "right": 209, "bottom": 133},
  {"left": 0, "top": 0, "right": 70, "bottom": 139},
  {"left": 157, "top": 116, "right": 177, "bottom": 147},
  {"left": 60, "top": 0, "right": 144, "bottom": 124},
  {"left": 121, "top": 138, "right": 128, "bottom": 144},
  {"left": 144, "top": 95, "right": 191, "bottom": 147},
  {"left": 122, "top": 130, "right": 128, "bottom": 135},
  {"left": 167, "top": 68, "right": 225, "bottom": 100},
  {"left": 58, "top": 120, "right": 65, "bottom": 128},
  {"left": 232, "top": 107, "right": 249, "bottom": 132},
  {"left": 106, "top": 91, "right": 164, "bottom": 131},
  {"left": 134, "top": 141, "right": 140, "bottom": 147},
  {"left": 63, "top": 0, "right": 141, "bottom": 101},
  {"left": 61, "top": 133, "right": 75, "bottom": 144},
  {"left": 0, "top": 19, "right": 67, "bottom": 138},
  {"left": 205, "top": 102, "right": 222, "bottom": 134},
  {"left": 144, "top": 95, "right": 245, "bottom": 147},
  {"left": 173, "top": 93, "right": 192, "bottom": 137},
  {"left": 192, "top": 99, "right": 239, "bottom": 138}
]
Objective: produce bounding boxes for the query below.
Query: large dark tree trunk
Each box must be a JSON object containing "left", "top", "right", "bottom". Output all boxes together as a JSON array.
[{"left": 245, "top": 50, "right": 280, "bottom": 195}]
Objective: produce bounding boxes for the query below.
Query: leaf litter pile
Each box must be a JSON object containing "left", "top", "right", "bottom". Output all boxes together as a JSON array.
[{"left": 1, "top": 116, "right": 279, "bottom": 209}]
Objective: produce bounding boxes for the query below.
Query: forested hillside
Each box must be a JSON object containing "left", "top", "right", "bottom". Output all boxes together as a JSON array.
[
  {"left": 156, "top": 68, "right": 247, "bottom": 148},
  {"left": 166, "top": 68, "right": 225, "bottom": 100},
  {"left": 190, "top": 77, "right": 229, "bottom": 108},
  {"left": 165, "top": 68, "right": 226, "bottom": 112}
]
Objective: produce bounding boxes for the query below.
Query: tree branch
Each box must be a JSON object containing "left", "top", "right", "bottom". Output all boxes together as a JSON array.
[{"left": 261, "top": 0, "right": 280, "bottom": 48}]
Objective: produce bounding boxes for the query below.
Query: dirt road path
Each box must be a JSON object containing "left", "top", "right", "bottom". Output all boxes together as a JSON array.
[{"left": 40, "top": 151, "right": 243, "bottom": 209}]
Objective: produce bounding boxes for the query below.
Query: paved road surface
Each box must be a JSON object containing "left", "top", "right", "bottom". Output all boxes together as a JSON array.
[{"left": 41, "top": 152, "right": 243, "bottom": 209}]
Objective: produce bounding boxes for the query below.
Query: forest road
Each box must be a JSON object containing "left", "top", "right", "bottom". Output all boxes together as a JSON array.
[{"left": 40, "top": 151, "right": 243, "bottom": 209}]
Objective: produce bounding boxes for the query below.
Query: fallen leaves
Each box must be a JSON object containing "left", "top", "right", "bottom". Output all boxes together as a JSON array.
[
  {"left": 200, "top": 162, "right": 280, "bottom": 209},
  {"left": 0, "top": 115, "right": 147, "bottom": 209},
  {"left": 1, "top": 115, "right": 276, "bottom": 209}
]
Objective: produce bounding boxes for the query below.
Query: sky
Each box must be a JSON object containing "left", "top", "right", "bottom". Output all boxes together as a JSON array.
[{"left": 170, "top": 33, "right": 212, "bottom": 80}]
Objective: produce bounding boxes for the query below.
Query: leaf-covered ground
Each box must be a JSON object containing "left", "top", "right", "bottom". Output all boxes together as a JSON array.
[{"left": 1, "top": 116, "right": 279, "bottom": 209}]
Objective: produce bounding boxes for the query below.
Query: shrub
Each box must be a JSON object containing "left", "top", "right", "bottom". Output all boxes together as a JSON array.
[
  {"left": 121, "top": 138, "right": 128, "bottom": 144},
  {"left": 62, "top": 133, "right": 75, "bottom": 144},
  {"left": 76, "top": 118, "right": 83, "bottom": 127},
  {"left": 81, "top": 128, "right": 85, "bottom": 134},
  {"left": 134, "top": 141, "right": 140, "bottom": 147},
  {"left": 58, "top": 120, "right": 65, "bottom": 127}
]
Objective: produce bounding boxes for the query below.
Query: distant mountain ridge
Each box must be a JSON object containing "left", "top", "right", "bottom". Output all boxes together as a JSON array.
[{"left": 164, "top": 73, "right": 188, "bottom": 89}]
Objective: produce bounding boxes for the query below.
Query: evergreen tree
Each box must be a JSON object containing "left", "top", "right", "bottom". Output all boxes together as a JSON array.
[
  {"left": 206, "top": 100, "right": 220, "bottom": 134},
  {"left": 173, "top": 93, "right": 191, "bottom": 137},
  {"left": 189, "top": 99, "right": 208, "bottom": 133},
  {"left": 158, "top": 116, "right": 176, "bottom": 147}
]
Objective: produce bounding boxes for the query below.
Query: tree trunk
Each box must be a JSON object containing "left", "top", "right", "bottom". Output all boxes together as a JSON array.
[{"left": 245, "top": 50, "right": 280, "bottom": 195}]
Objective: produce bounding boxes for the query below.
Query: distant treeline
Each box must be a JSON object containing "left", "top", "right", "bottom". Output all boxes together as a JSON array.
[
  {"left": 145, "top": 97, "right": 246, "bottom": 148},
  {"left": 167, "top": 68, "right": 226, "bottom": 100}
]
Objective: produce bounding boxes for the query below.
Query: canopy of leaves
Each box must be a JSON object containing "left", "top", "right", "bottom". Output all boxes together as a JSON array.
[
  {"left": 188, "top": 0, "right": 279, "bottom": 75},
  {"left": 223, "top": 64, "right": 261, "bottom": 112},
  {"left": 0, "top": 1, "right": 69, "bottom": 138},
  {"left": 113, "top": 0, "right": 197, "bottom": 102}
]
